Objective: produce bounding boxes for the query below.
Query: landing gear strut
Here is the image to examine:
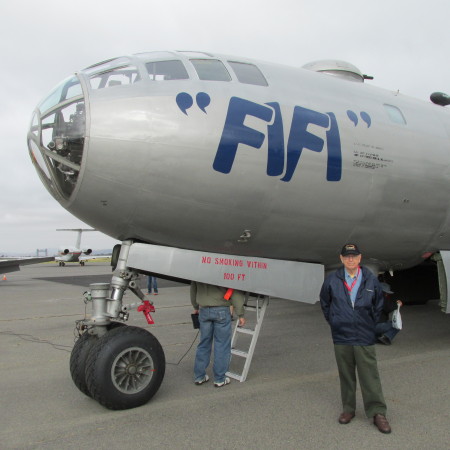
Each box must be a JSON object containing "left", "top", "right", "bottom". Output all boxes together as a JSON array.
[{"left": 69, "top": 240, "right": 165, "bottom": 410}]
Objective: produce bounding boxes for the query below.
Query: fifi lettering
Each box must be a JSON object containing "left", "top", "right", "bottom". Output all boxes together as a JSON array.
[
  {"left": 213, "top": 97, "right": 342, "bottom": 182},
  {"left": 175, "top": 93, "right": 371, "bottom": 182}
]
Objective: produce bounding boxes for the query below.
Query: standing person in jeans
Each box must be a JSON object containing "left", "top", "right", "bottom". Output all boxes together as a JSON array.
[
  {"left": 147, "top": 276, "right": 158, "bottom": 295},
  {"left": 320, "top": 243, "right": 392, "bottom": 434},
  {"left": 191, "top": 282, "right": 246, "bottom": 387}
]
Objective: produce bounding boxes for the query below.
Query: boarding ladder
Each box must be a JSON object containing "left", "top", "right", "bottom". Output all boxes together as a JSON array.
[{"left": 226, "top": 294, "right": 269, "bottom": 382}]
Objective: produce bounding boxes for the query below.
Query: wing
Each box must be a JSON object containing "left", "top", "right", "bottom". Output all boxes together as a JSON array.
[{"left": 0, "top": 257, "right": 54, "bottom": 274}]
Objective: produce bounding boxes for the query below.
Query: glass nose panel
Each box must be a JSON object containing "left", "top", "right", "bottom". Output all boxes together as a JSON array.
[{"left": 27, "top": 76, "right": 85, "bottom": 201}]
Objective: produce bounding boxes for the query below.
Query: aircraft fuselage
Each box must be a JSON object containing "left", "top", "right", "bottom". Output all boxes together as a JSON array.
[{"left": 28, "top": 51, "right": 450, "bottom": 272}]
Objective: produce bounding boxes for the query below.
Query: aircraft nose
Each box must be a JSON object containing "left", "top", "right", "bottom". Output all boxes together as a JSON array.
[{"left": 27, "top": 75, "right": 86, "bottom": 202}]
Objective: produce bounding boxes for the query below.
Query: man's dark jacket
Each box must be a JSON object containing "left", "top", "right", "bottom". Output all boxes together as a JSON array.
[{"left": 320, "top": 266, "right": 384, "bottom": 345}]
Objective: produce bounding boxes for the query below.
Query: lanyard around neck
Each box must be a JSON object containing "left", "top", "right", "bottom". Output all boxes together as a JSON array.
[{"left": 344, "top": 267, "right": 360, "bottom": 293}]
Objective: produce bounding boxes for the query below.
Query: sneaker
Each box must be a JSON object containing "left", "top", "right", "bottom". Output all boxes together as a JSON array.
[
  {"left": 154, "top": 293, "right": 159, "bottom": 295},
  {"left": 194, "top": 375, "right": 209, "bottom": 385},
  {"left": 214, "top": 377, "right": 230, "bottom": 387}
]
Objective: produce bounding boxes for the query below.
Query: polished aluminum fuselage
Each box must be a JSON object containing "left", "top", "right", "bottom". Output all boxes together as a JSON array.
[{"left": 28, "top": 51, "right": 450, "bottom": 272}]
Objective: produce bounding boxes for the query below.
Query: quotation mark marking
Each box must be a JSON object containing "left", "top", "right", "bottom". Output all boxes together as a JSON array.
[
  {"left": 347, "top": 110, "right": 371, "bottom": 128},
  {"left": 176, "top": 92, "right": 211, "bottom": 115}
]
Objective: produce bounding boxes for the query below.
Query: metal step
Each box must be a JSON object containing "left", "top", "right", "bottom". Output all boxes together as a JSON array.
[
  {"left": 227, "top": 371, "right": 244, "bottom": 382},
  {"left": 236, "top": 327, "right": 255, "bottom": 335},
  {"left": 231, "top": 348, "right": 248, "bottom": 358},
  {"left": 244, "top": 305, "right": 258, "bottom": 310}
]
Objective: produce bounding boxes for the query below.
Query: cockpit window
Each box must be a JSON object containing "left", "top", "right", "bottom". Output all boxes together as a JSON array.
[
  {"left": 384, "top": 104, "right": 407, "bottom": 125},
  {"left": 190, "top": 59, "right": 231, "bottom": 81},
  {"left": 88, "top": 65, "right": 140, "bottom": 89},
  {"left": 146, "top": 60, "right": 189, "bottom": 80},
  {"left": 39, "top": 76, "right": 82, "bottom": 114},
  {"left": 228, "top": 61, "right": 268, "bottom": 86}
]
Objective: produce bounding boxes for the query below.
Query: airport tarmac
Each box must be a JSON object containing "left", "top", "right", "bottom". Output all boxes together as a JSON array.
[{"left": 1, "top": 261, "right": 449, "bottom": 449}]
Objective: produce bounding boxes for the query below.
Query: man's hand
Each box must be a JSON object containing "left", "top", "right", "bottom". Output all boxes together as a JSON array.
[
  {"left": 193, "top": 309, "right": 199, "bottom": 314},
  {"left": 238, "top": 317, "right": 246, "bottom": 327}
]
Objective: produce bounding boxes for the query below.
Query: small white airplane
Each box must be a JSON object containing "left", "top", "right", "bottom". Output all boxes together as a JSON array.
[
  {"left": 55, "top": 228, "right": 96, "bottom": 266},
  {"left": 28, "top": 50, "right": 450, "bottom": 410}
]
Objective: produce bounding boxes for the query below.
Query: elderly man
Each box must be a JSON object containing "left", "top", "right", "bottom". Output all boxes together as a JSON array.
[{"left": 319, "top": 243, "right": 391, "bottom": 434}]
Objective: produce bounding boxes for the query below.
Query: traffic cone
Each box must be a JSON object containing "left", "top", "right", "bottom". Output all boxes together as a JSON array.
[{"left": 2, "top": 274, "right": 6, "bottom": 281}]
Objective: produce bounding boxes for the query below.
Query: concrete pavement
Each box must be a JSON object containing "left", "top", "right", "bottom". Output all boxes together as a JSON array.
[{"left": 1, "top": 262, "right": 449, "bottom": 449}]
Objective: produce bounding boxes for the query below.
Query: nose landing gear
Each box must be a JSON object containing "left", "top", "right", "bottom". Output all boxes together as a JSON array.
[{"left": 69, "top": 241, "right": 166, "bottom": 410}]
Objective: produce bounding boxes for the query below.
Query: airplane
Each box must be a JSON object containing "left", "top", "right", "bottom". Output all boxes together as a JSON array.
[
  {"left": 0, "top": 256, "right": 54, "bottom": 274},
  {"left": 55, "top": 228, "right": 96, "bottom": 266},
  {"left": 27, "top": 50, "right": 450, "bottom": 410}
]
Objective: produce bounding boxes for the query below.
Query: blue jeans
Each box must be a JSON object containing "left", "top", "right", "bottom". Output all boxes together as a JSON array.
[
  {"left": 194, "top": 306, "right": 231, "bottom": 383},
  {"left": 375, "top": 321, "right": 400, "bottom": 342},
  {"left": 147, "top": 276, "right": 158, "bottom": 294}
]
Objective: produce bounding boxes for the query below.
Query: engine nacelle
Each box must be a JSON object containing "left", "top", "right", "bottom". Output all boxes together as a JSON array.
[{"left": 83, "top": 249, "right": 92, "bottom": 255}]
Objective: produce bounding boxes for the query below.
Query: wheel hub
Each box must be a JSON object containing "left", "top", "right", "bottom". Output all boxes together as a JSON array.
[
  {"left": 111, "top": 347, "right": 154, "bottom": 394},
  {"left": 127, "top": 365, "right": 137, "bottom": 375}
]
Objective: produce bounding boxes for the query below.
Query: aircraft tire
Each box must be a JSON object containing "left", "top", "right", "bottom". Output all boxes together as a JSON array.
[
  {"left": 70, "top": 322, "right": 126, "bottom": 397},
  {"left": 85, "top": 325, "right": 165, "bottom": 410},
  {"left": 70, "top": 332, "right": 98, "bottom": 397}
]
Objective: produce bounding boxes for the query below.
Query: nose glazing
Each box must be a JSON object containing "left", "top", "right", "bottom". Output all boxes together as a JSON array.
[{"left": 27, "top": 75, "right": 86, "bottom": 201}]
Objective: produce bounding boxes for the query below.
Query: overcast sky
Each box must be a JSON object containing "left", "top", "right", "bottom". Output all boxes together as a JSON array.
[{"left": 1, "top": 0, "right": 449, "bottom": 254}]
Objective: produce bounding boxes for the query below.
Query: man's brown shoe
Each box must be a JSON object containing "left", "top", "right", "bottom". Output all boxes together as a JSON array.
[
  {"left": 373, "top": 414, "right": 391, "bottom": 434},
  {"left": 338, "top": 412, "right": 355, "bottom": 424}
]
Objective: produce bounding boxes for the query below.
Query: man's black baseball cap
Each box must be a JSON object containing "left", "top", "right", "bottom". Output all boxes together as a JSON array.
[{"left": 340, "top": 243, "right": 361, "bottom": 256}]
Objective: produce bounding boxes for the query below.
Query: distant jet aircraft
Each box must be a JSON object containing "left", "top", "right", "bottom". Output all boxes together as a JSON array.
[
  {"left": 55, "top": 228, "right": 96, "bottom": 266},
  {"left": 0, "top": 256, "right": 54, "bottom": 274},
  {"left": 27, "top": 51, "right": 450, "bottom": 410}
]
